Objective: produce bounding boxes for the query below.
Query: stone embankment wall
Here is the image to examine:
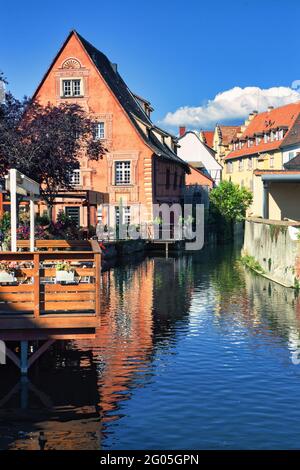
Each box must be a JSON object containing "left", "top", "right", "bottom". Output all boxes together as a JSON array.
[{"left": 243, "top": 218, "right": 300, "bottom": 288}]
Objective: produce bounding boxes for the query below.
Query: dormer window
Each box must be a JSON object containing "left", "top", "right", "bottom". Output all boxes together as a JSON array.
[
  {"left": 256, "top": 136, "right": 261, "bottom": 145},
  {"left": 278, "top": 129, "right": 284, "bottom": 140},
  {"left": 62, "top": 79, "right": 82, "bottom": 97}
]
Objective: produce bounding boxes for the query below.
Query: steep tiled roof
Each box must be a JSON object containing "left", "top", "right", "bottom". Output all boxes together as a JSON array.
[
  {"left": 219, "top": 125, "right": 241, "bottom": 145},
  {"left": 202, "top": 131, "right": 214, "bottom": 148},
  {"left": 225, "top": 102, "right": 300, "bottom": 160},
  {"left": 76, "top": 32, "right": 188, "bottom": 168}
]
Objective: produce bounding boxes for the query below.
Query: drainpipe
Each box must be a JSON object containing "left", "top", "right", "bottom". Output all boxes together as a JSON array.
[{"left": 263, "top": 180, "right": 269, "bottom": 219}]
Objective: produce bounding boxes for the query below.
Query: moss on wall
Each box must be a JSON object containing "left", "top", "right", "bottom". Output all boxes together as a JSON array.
[{"left": 269, "top": 224, "right": 287, "bottom": 242}]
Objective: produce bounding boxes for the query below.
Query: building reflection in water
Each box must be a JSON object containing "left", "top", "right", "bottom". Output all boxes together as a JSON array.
[
  {"left": 2, "top": 248, "right": 300, "bottom": 449},
  {"left": 211, "top": 247, "right": 300, "bottom": 362}
]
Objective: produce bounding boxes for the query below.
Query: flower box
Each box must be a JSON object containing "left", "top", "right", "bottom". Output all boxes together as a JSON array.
[
  {"left": 0, "top": 271, "right": 16, "bottom": 283},
  {"left": 55, "top": 270, "right": 75, "bottom": 283}
]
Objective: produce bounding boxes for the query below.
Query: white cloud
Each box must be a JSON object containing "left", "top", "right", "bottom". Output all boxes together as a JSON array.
[{"left": 160, "top": 86, "right": 300, "bottom": 129}]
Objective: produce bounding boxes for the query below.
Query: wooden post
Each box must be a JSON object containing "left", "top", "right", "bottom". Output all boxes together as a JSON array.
[
  {"left": 33, "top": 253, "right": 40, "bottom": 318},
  {"left": 20, "top": 341, "right": 28, "bottom": 375},
  {"left": 90, "top": 240, "right": 101, "bottom": 317},
  {"left": 29, "top": 194, "right": 35, "bottom": 252},
  {"left": 10, "top": 169, "right": 17, "bottom": 252},
  {"left": 94, "top": 252, "right": 101, "bottom": 316}
]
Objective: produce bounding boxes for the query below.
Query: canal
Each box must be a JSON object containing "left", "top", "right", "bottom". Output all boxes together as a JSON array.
[{"left": 2, "top": 242, "right": 300, "bottom": 449}]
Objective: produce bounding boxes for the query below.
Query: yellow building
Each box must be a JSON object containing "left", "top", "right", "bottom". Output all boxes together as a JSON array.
[
  {"left": 223, "top": 102, "right": 300, "bottom": 218},
  {"left": 212, "top": 125, "right": 241, "bottom": 165}
]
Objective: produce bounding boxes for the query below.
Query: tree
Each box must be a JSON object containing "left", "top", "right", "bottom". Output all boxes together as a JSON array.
[
  {"left": 0, "top": 71, "right": 7, "bottom": 84},
  {"left": 0, "top": 93, "right": 106, "bottom": 218},
  {"left": 209, "top": 181, "right": 253, "bottom": 222}
]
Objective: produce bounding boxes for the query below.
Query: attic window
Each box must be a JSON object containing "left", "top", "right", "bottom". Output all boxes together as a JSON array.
[{"left": 62, "top": 79, "right": 82, "bottom": 97}]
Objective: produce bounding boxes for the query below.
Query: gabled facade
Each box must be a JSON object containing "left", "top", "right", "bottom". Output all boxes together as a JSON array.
[
  {"left": 33, "top": 30, "right": 188, "bottom": 227},
  {"left": 212, "top": 124, "right": 241, "bottom": 165},
  {"left": 177, "top": 131, "right": 222, "bottom": 184}
]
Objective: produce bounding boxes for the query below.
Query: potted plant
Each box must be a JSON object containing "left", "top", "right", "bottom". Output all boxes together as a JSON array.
[
  {"left": 0, "top": 262, "right": 17, "bottom": 283},
  {"left": 55, "top": 261, "right": 75, "bottom": 283}
]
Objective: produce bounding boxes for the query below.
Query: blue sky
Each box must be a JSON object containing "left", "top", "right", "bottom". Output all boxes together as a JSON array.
[{"left": 2, "top": 0, "right": 300, "bottom": 132}]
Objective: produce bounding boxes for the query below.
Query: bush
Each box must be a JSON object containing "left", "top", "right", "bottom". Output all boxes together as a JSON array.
[{"left": 210, "top": 181, "right": 253, "bottom": 222}]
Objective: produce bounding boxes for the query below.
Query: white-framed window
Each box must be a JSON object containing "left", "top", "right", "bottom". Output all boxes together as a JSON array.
[
  {"left": 248, "top": 157, "right": 253, "bottom": 170},
  {"left": 115, "top": 161, "right": 131, "bottom": 185},
  {"left": 279, "top": 129, "right": 284, "bottom": 140},
  {"left": 70, "top": 169, "right": 81, "bottom": 186},
  {"left": 124, "top": 206, "right": 131, "bottom": 225},
  {"left": 238, "top": 159, "right": 244, "bottom": 171},
  {"left": 62, "top": 79, "right": 82, "bottom": 97},
  {"left": 264, "top": 133, "right": 270, "bottom": 143},
  {"left": 95, "top": 122, "right": 105, "bottom": 140},
  {"left": 270, "top": 154, "right": 274, "bottom": 168},
  {"left": 115, "top": 206, "right": 131, "bottom": 225},
  {"left": 97, "top": 206, "right": 103, "bottom": 223}
]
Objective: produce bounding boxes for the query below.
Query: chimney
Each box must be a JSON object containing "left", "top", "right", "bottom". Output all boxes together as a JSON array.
[
  {"left": 268, "top": 105, "right": 274, "bottom": 112},
  {"left": 179, "top": 126, "right": 186, "bottom": 137},
  {"left": 248, "top": 112, "right": 255, "bottom": 121}
]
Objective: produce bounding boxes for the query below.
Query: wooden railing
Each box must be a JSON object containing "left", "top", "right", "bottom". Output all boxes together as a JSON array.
[
  {"left": 17, "top": 239, "right": 96, "bottom": 251},
  {"left": 0, "top": 243, "right": 101, "bottom": 328}
]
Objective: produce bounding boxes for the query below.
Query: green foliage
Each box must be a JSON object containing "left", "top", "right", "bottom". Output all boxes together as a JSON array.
[
  {"left": 241, "top": 255, "right": 265, "bottom": 273},
  {"left": 0, "top": 212, "right": 10, "bottom": 235},
  {"left": 0, "top": 95, "right": 106, "bottom": 211},
  {"left": 35, "top": 213, "right": 51, "bottom": 226},
  {"left": 55, "top": 261, "right": 73, "bottom": 272},
  {"left": 209, "top": 181, "right": 253, "bottom": 222}
]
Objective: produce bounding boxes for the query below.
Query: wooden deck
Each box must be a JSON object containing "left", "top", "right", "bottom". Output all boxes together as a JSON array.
[{"left": 0, "top": 240, "right": 101, "bottom": 330}]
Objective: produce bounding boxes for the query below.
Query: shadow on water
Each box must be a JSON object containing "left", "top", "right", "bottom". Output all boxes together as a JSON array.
[{"left": 2, "top": 242, "right": 300, "bottom": 449}]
